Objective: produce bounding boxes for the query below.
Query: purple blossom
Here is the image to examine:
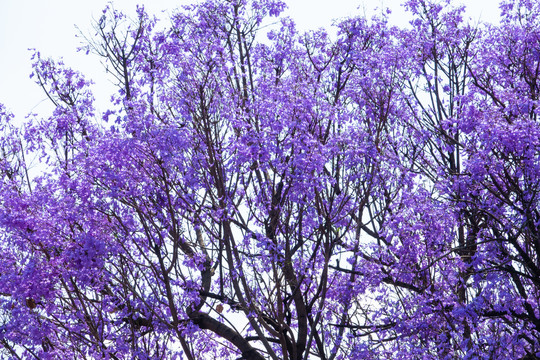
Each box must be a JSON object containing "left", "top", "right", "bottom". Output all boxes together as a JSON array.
[{"left": 1, "top": 0, "right": 540, "bottom": 359}]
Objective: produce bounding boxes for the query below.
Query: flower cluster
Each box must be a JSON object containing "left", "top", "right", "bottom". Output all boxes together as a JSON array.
[{"left": 1, "top": 0, "right": 539, "bottom": 359}]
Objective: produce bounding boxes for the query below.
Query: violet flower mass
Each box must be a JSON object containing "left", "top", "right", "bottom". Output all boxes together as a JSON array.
[{"left": 0, "top": 0, "right": 539, "bottom": 359}]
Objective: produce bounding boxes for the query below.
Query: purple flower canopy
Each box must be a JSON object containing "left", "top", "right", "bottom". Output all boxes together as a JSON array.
[{"left": 1, "top": 0, "right": 539, "bottom": 359}]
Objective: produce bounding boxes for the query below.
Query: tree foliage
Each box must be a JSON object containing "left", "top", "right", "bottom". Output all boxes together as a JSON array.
[{"left": 1, "top": 0, "right": 540, "bottom": 359}]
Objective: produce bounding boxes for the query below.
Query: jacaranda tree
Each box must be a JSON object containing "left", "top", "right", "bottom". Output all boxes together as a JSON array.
[{"left": 1, "top": 0, "right": 539, "bottom": 359}]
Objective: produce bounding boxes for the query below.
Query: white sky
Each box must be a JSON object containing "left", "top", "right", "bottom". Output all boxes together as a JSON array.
[{"left": 0, "top": 0, "right": 500, "bottom": 120}]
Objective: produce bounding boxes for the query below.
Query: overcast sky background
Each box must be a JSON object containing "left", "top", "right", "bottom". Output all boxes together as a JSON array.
[{"left": 0, "top": 0, "right": 500, "bottom": 121}]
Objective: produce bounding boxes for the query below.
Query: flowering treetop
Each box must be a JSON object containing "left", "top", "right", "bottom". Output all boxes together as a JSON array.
[{"left": 0, "top": 0, "right": 539, "bottom": 359}]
